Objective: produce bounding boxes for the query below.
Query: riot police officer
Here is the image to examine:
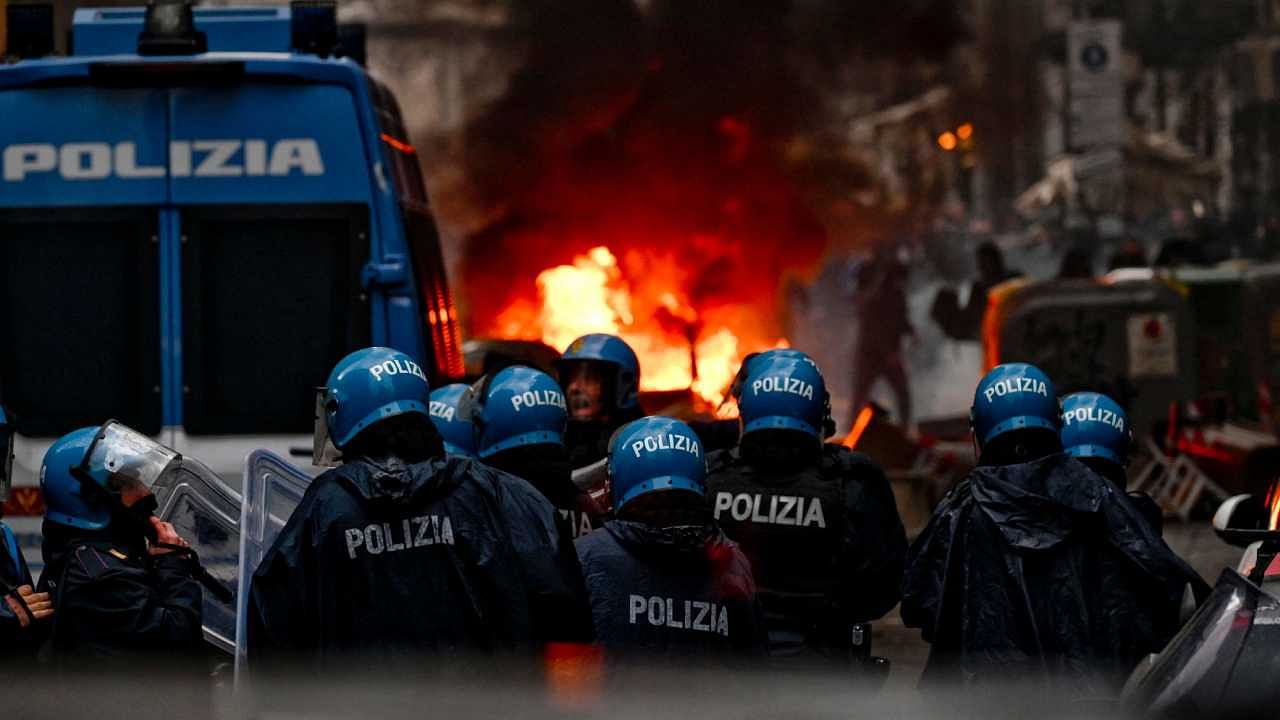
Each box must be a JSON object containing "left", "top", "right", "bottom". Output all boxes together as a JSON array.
[
  {"left": 902, "top": 363, "right": 1207, "bottom": 693},
  {"left": 557, "top": 334, "right": 645, "bottom": 469},
  {"left": 37, "top": 421, "right": 203, "bottom": 665},
  {"left": 1061, "top": 391, "right": 1163, "bottom": 531},
  {"left": 1060, "top": 391, "right": 1132, "bottom": 487},
  {"left": 965, "top": 362, "right": 1065, "bottom": 467},
  {"left": 248, "top": 348, "right": 592, "bottom": 665},
  {"left": 429, "top": 383, "right": 477, "bottom": 457},
  {"left": 575, "top": 416, "right": 765, "bottom": 663},
  {"left": 466, "top": 365, "right": 606, "bottom": 538},
  {"left": 704, "top": 349, "right": 906, "bottom": 670},
  {"left": 1, "top": 406, "right": 53, "bottom": 657}
]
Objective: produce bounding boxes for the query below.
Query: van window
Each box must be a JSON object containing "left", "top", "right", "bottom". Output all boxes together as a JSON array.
[
  {"left": 0, "top": 209, "right": 162, "bottom": 436},
  {"left": 180, "top": 205, "right": 370, "bottom": 435},
  {"left": 371, "top": 80, "right": 464, "bottom": 380},
  {"left": 402, "top": 208, "right": 464, "bottom": 378}
]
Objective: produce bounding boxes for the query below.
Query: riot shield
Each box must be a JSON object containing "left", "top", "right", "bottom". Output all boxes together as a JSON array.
[
  {"left": 571, "top": 456, "right": 607, "bottom": 493},
  {"left": 571, "top": 457, "right": 610, "bottom": 510},
  {"left": 153, "top": 457, "right": 242, "bottom": 654},
  {"left": 235, "top": 449, "right": 313, "bottom": 675}
]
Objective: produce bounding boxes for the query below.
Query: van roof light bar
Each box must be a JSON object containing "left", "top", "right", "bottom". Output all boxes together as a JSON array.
[{"left": 137, "top": 1, "right": 208, "bottom": 56}]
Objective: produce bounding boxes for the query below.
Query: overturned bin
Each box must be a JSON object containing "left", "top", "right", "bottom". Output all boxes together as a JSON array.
[{"left": 984, "top": 275, "right": 1195, "bottom": 440}]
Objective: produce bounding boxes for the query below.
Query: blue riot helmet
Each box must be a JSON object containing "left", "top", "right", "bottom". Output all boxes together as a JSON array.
[
  {"left": 735, "top": 349, "right": 833, "bottom": 443},
  {"left": 0, "top": 406, "right": 12, "bottom": 504},
  {"left": 429, "top": 384, "right": 477, "bottom": 457},
  {"left": 41, "top": 422, "right": 181, "bottom": 530},
  {"left": 557, "top": 334, "right": 641, "bottom": 416},
  {"left": 41, "top": 427, "right": 105, "bottom": 529},
  {"left": 608, "top": 416, "right": 706, "bottom": 514},
  {"left": 314, "top": 347, "right": 432, "bottom": 464},
  {"left": 970, "top": 363, "right": 1061, "bottom": 453},
  {"left": 1060, "top": 392, "right": 1132, "bottom": 466},
  {"left": 460, "top": 365, "right": 567, "bottom": 459},
  {"left": 728, "top": 348, "right": 811, "bottom": 399}
]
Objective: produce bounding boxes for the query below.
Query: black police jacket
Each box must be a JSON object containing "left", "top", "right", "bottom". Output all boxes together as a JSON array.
[
  {"left": 37, "top": 522, "right": 203, "bottom": 664},
  {"left": 1, "top": 521, "right": 48, "bottom": 658},
  {"left": 247, "top": 455, "right": 594, "bottom": 666},
  {"left": 574, "top": 520, "right": 766, "bottom": 664},
  {"left": 901, "top": 454, "right": 1210, "bottom": 695},
  {"left": 484, "top": 450, "right": 608, "bottom": 540},
  {"left": 704, "top": 444, "right": 907, "bottom": 662}
]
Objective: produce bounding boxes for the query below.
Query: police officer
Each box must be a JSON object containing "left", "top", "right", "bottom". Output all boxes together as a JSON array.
[
  {"left": 467, "top": 365, "right": 606, "bottom": 538},
  {"left": 1, "top": 406, "right": 53, "bottom": 657},
  {"left": 1060, "top": 392, "right": 1164, "bottom": 531},
  {"left": 1060, "top": 391, "right": 1132, "bottom": 487},
  {"left": 705, "top": 349, "right": 906, "bottom": 670},
  {"left": 248, "top": 347, "right": 593, "bottom": 665},
  {"left": 37, "top": 421, "right": 203, "bottom": 664},
  {"left": 429, "top": 383, "right": 477, "bottom": 457},
  {"left": 902, "top": 363, "right": 1208, "bottom": 693},
  {"left": 575, "top": 416, "right": 765, "bottom": 664},
  {"left": 557, "top": 334, "right": 645, "bottom": 469},
  {"left": 966, "top": 362, "right": 1065, "bottom": 467}
]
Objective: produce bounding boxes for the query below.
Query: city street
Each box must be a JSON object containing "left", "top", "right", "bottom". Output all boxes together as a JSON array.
[{"left": 3, "top": 1, "right": 1280, "bottom": 716}]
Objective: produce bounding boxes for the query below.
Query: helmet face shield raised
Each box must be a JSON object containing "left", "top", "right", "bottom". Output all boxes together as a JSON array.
[
  {"left": 312, "top": 387, "right": 342, "bottom": 467},
  {"left": 76, "top": 420, "right": 180, "bottom": 500}
]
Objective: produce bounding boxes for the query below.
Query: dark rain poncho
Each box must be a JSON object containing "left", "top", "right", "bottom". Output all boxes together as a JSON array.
[
  {"left": 247, "top": 455, "right": 593, "bottom": 666},
  {"left": 901, "top": 454, "right": 1209, "bottom": 695}
]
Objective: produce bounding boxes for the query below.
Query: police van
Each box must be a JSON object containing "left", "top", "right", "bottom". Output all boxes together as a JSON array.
[{"left": 0, "top": 3, "right": 464, "bottom": 571}]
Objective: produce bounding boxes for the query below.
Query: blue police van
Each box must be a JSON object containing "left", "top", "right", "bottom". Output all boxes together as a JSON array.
[{"left": 0, "top": 3, "right": 464, "bottom": 569}]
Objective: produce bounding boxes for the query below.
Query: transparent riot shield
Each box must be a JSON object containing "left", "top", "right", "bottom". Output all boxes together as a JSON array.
[
  {"left": 153, "top": 457, "right": 242, "bottom": 654},
  {"left": 571, "top": 457, "right": 610, "bottom": 511},
  {"left": 235, "top": 449, "right": 314, "bottom": 676}
]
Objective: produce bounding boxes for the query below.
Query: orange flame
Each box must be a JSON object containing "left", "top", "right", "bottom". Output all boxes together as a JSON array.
[
  {"left": 843, "top": 404, "right": 875, "bottom": 449},
  {"left": 1265, "top": 478, "right": 1280, "bottom": 532},
  {"left": 505, "top": 245, "right": 786, "bottom": 408}
]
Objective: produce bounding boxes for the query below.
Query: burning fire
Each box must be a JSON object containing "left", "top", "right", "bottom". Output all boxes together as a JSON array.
[
  {"left": 1265, "top": 478, "right": 1280, "bottom": 531},
  {"left": 492, "top": 245, "right": 786, "bottom": 409}
]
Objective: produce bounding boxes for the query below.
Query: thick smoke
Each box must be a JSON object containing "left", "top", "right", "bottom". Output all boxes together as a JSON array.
[{"left": 460, "top": 1, "right": 967, "bottom": 343}]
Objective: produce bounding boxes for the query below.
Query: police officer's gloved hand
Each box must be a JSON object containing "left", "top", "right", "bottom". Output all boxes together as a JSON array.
[
  {"left": 4, "top": 585, "right": 53, "bottom": 628},
  {"left": 146, "top": 517, "right": 190, "bottom": 557},
  {"left": 144, "top": 516, "right": 234, "bottom": 601}
]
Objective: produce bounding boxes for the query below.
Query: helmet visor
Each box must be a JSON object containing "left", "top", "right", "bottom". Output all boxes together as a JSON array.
[
  {"left": 312, "top": 387, "right": 342, "bottom": 467},
  {"left": 0, "top": 422, "right": 13, "bottom": 503},
  {"left": 80, "top": 421, "right": 180, "bottom": 496}
]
